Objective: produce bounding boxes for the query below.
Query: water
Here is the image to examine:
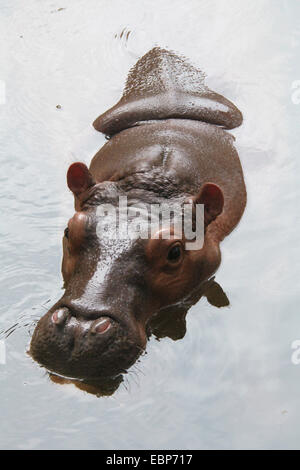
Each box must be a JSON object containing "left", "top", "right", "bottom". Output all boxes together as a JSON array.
[{"left": 0, "top": 0, "right": 299, "bottom": 450}]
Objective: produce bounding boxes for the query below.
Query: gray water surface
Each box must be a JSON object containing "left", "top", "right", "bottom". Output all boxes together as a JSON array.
[{"left": 0, "top": 0, "right": 299, "bottom": 450}]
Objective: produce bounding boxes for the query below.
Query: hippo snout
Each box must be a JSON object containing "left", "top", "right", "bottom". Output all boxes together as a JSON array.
[{"left": 30, "top": 302, "right": 145, "bottom": 380}]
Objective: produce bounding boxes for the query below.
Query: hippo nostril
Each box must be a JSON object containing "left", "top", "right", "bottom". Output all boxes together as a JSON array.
[
  {"left": 91, "top": 317, "right": 112, "bottom": 335},
  {"left": 51, "top": 307, "right": 70, "bottom": 326}
]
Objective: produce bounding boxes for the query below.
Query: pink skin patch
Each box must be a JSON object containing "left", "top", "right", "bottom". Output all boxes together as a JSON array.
[
  {"left": 92, "top": 317, "right": 112, "bottom": 334},
  {"left": 51, "top": 308, "right": 69, "bottom": 325}
]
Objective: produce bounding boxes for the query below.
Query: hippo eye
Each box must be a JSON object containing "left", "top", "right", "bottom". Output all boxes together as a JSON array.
[
  {"left": 167, "top": 244, "right": 182, "bottom": 263},
  {"left": 64, "top": 227, "right": 69, "bottom": 239}
]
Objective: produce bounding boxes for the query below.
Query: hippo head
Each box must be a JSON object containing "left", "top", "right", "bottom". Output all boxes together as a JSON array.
[{"left": 30, "top": 162, "right": 224, "bottom": 381}]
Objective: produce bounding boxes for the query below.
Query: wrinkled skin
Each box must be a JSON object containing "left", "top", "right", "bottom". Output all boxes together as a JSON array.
[{"left": 30, "top": 48, "right": 246, "bottom": 387}]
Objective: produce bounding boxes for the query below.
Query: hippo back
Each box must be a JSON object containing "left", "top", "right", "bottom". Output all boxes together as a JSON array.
[{"left": 93, "top": 47, "right": 243, "bottom": 136}]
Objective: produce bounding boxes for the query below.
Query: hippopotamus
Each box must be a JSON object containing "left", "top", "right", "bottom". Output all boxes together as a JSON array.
[{"left": 30, "top": 47, "right": 246, "bottom": 385}]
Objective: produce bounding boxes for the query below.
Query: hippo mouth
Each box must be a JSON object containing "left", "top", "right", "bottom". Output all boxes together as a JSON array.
[{"left": 30, "top": 304, "right": 146, "bottom": 380}]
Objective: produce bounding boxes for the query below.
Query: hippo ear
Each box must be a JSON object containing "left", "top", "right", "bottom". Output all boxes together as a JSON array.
[
  {"left": 193, "top": 183, "right": 224, "bottom": 226},
  {"left": 67, "top": 162, "right": 95, "bottom": 197}
]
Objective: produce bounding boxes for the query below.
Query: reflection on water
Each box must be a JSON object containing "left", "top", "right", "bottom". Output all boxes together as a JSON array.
[{"left": 0, "top": 0, "right": 299, "bottom": 450}]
